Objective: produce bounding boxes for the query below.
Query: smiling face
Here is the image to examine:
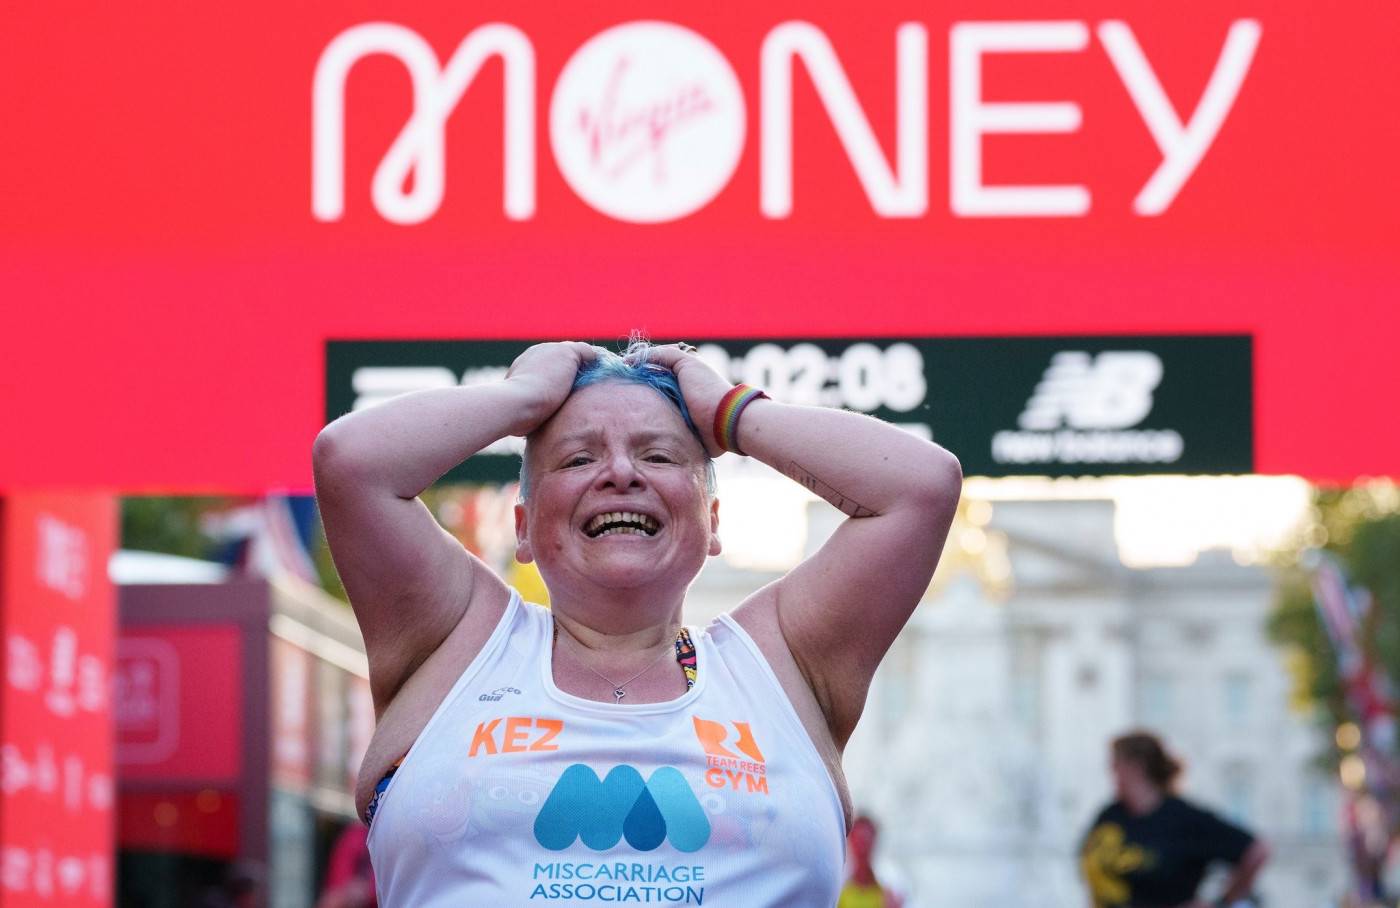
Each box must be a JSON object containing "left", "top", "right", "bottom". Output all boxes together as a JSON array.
[{"left": 515, "top": 382, "right": 720, "bottom": 603}]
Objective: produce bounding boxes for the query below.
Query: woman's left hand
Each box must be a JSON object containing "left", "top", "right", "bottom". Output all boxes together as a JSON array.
[{"left": 629, "top": 343, "right": 734, "bottom": 456}]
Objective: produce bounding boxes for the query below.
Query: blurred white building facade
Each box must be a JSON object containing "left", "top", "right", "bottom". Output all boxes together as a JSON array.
[
  {"left": 833, "top": 498, "right": 1345, "bottom": 908},
  {"left": 687, "top": 494, "right": 1346, "bottom": 908}
]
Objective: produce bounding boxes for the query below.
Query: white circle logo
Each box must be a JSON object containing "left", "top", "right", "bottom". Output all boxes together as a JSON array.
[{"left": 550, "top": 21, "right": 746, "bottom": 223}]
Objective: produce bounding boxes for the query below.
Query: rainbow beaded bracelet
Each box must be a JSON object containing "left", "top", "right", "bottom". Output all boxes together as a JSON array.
[{"left": 713, "top": 384, "right": 769, "bottom": 456}]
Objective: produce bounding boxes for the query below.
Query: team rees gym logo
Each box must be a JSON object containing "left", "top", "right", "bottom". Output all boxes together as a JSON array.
[
  {"left": 991, "top": 351, "right": 1184, "bottom": 465},
  {"left": 693, "top": 717, "right": 769, "bottom": 795},
  {"left": 533, "top": 765, "right": 711, "bottom": 852}
]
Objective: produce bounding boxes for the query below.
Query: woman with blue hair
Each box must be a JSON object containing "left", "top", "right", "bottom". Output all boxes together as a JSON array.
[{"left": 314, "top": 340, "right": 962, "bottom": 906}]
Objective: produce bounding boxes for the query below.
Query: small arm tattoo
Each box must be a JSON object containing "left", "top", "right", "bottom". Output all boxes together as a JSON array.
[{"left": 784, "top": 461, "right": 876, "bottom": 518}]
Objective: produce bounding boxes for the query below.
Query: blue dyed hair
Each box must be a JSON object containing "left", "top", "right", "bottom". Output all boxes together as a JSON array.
[{"left": 518, "top": 342, "right": 717, "bottom": 501}]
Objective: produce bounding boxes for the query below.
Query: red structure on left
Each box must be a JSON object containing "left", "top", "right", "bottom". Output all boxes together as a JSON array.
[{"left": 0, "top": 493, "right": 118, "bottom": 907}]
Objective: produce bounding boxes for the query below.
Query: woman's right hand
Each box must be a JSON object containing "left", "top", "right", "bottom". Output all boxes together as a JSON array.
[{"left": 504, "top": 341, "right": 603, "bottom": 435}]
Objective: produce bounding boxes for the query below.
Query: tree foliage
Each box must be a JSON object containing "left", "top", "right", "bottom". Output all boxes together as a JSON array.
[
  {"left": 1268, "top": 481, "right": 1400, "bottom": 765},
  {"left": 121, "top": 496, "right": 230, "bottom": 560},
  {"left": 123, "top": 495, "right": 350, "bottom": 601}
]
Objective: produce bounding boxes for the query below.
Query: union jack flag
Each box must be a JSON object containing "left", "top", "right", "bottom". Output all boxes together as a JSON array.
[{"left": 1311, "top": 552, "right": 1369, "bottom": 674}]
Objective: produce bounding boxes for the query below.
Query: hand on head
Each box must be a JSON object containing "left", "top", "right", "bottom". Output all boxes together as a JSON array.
[
  {"left": 627, "top": 342, "right": 735, "bottom": 457},
  {"left": 505, "top": 342, "right": 609, "bottom": 435},
  {"left": 506, "top": 339, "right": 737, "bottom": 457}
]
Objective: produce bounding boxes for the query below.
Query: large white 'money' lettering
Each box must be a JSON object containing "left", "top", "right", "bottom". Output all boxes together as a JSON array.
[
  {"left": 950, "top": 22, "right": 1091, "bottom": 217},
  {"left": 312, "top": 22, "right": 535, "bottom": 224},
  {"left": 310, "top": 18, "right": 1261, "bottom": 223},
  {"left": 1098, "top": 19, "right": 1261, "bottom": 216},
  {"left": 761, "top": 22, "right": 928, "bottom": 218}
]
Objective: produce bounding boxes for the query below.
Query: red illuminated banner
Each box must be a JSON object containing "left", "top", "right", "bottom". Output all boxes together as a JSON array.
[
  {"left": 0, "top": 494, "right": 116, "bottom": 906},
  {"left": 114, "top": 626, "right": 244, "bottom": 783},
  {"left": 0, "top": 3, "right": 1397, "bottom": 489}
]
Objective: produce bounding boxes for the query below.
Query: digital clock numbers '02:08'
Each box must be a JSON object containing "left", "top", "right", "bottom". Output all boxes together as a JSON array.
[{"left": 696, "top": 342, "right": 927, "bottom": 414}]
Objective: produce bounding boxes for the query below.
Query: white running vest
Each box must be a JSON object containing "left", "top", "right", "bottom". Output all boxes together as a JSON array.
[{"left": 367, "top": 591, "right": 846, "bottom": 907}]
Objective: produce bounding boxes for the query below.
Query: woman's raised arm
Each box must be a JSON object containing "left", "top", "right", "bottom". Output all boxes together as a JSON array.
[
  {"left": 313, "top": 342, "right": 598, "bottom": 708},
  {"left": 643, "top": 344, "right": 962, "bottom": 746}
]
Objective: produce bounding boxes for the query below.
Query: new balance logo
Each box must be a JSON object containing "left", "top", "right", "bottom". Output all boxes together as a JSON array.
[
  {"left": 992, "top": 350, "right": 1183, "bottom": 465},
  {"left": 534, "top": 765, "right": 710, "bottom": 853},
  {"left": 1018, "top": 351, "right": 1162, "bottom": 430}
]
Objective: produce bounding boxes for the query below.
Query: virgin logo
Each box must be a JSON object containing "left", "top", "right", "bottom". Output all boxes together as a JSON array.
[
  {"left": 578, "top": 60, "right": 714, "bottom": 181},
  {"left": 551, "top": 22, "right": 744, "bottom": 223},
  {"left": 311, "top": 18, "right": 1260, "bottom": 224}
]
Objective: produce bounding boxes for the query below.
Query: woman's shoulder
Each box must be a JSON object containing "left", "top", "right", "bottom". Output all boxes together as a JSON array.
[
  {"left": 515, "top": 593, "right": 549, "bottom": 618},
  {"left": 1089, "top": 799, "right": 1128, "bottom": 825},
  {"left": 697, "top": 609, "right": 778, "bottom": 665},
  {"left": 1161, "top": 794, "right": 1208, "bottom": 817},
  {"left": 495, "top": 591, "right": 564, "bottom": 647},
  {"left": 1165, "top": 794, "right": 1240, "bottom": 826},
  {"left": 696, "top": 610, "right": 737, "bottom": 640}
]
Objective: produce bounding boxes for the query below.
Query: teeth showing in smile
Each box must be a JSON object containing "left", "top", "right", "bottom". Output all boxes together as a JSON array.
[{"left": 584, "top": 511, "right": 660, "bottom": 538}]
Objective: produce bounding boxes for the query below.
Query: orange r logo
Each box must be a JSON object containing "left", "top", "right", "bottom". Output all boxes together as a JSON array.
[{"left": 692, "top": 717, "right": 765, "bottom": 763}]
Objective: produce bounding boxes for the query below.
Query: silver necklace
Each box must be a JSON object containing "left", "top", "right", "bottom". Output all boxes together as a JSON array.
[{"left": 554, "top": 621, "right": 676, "bottom": 703}]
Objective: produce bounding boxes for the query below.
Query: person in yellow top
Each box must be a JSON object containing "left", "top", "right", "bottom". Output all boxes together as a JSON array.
[
  {"left": 839, "top": 815, "right": 905, "bottom": 908},
  {"left": 1080, "top": 732, "right": 1270, "bottom": 908}
]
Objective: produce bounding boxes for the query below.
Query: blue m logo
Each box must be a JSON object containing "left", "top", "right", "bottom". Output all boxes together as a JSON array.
[{"left": 533, "top": 764, "right": 711, "bottom": 853}]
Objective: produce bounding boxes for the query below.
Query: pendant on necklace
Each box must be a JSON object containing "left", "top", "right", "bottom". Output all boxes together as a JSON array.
[{"left": 614, "top": 689, "right": 626, "bottom": 702}]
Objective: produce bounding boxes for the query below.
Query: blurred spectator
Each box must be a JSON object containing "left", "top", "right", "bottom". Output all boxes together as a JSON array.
[
  {"left": 1080, "top": 731, "right": 1270, "bottom": 908},
  {"left": 839, "top": 815, "right": 905, "bottom": 908},
  {"left": 194, "top": 861, "right": 263, "bottom": 908},
  {"left": 317, "top": 822, "right": 377, "bottom": 908}
]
